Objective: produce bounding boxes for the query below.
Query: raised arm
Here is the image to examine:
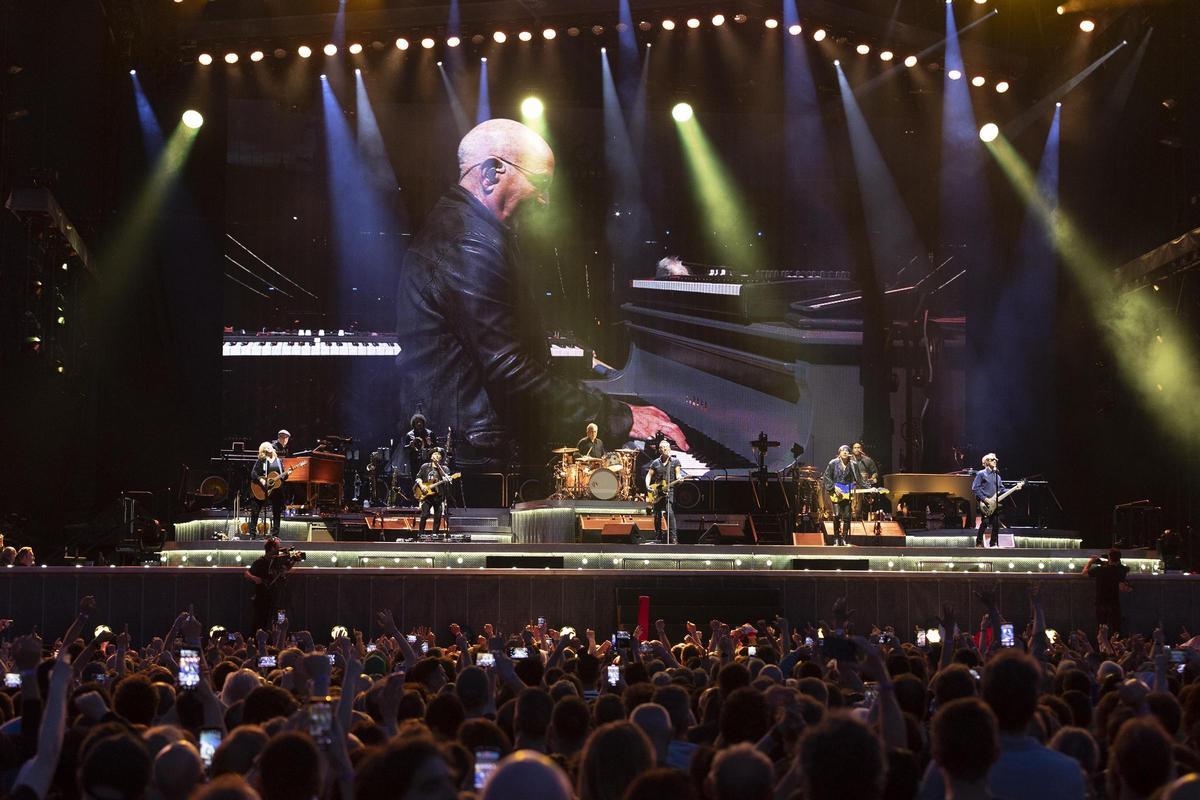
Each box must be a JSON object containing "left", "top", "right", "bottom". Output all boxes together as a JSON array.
[{"left": 13, "top": 654, "right": 72, "bottom": 800}]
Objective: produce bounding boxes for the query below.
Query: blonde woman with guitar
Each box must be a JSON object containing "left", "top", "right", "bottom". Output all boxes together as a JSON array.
[
  {"left": 248, "top": 442, "right": 289, "bottom": 539},
  {"left": 972, "top": 453, "right": 1025, "bottom": 548}
]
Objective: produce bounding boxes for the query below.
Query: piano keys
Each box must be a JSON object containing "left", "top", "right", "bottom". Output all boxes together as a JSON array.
[{"left": 223, "top": 330, "right": 400, "bottom": 357}]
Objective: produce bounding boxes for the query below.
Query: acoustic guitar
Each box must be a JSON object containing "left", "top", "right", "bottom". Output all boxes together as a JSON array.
[{"left": 250, "top": 460, "right": 308, "bottom": 501}]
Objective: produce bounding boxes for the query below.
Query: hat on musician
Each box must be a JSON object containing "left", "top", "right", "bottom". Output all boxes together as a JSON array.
[{"left": 277, "top": 429, "right": 290, "bottom": 439}]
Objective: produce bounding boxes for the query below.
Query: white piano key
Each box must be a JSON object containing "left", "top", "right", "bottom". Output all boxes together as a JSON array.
[{"left": 631, "top": 279, "right": 742, "bottom": 296}]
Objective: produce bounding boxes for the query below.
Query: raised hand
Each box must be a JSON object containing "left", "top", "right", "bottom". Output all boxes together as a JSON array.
[{"left": 78, "top": 595, "right": 97, "bottom": 618}]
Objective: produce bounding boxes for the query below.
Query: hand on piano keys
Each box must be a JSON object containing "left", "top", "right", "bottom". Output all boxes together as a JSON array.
[{"left": 627, "top": 404, "right": 690, "bottom": 451}]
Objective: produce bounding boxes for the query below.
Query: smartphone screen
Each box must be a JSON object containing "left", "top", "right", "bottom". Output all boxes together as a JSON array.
[
  {"left": 327, "top": 653, "right": 336, "bottom": 666},
  {"left": 199, "top": 728, "right": 222, "bottom": 767},
  {"left": 537, "top": 617, "right": 545, "bottom": 627},
  {"left": 615, "top": 631, "right": 631, "bottom": 649},
  {"left": 307, "top": 700, "right": 332, "bottom": 748},
  {"left": 406, "top": 634, "right": 417, "bottom": 644},
  {"left": 366, "top": 644, "right": 378, "bottom": 653},
  {"left": 275, "top": 610, "right": 286, "bottom": 625},
  {"left": 477, "top": 652, "right": 495, "bottom": 667},
  {"left": 179, "top": 648, "right": 200, "bottom": 688},
  {"left": 420, "top": 641, "right": 429, "bottom": 655},
  {"left": 607, "top": 665, "right": 620, "bottom": 686},
  {"left": 1170, "top": 648, "right": 1186, "bottom": 664},
  {"left": 4, "top": 673, "right": 20, "bottom": 688},
  {"left": 474, "top": 748, "right": 500, "bottom": 789},
  {"left": 746, "top": 646, "right": 757, "bottom": 656},
  {"left": 1000, "top": 624, "right": 1015, "bottom": 648},
  {"left": 804, "top": 637, "right": 814, "bottom": 646},
  {"left": 509, "top": 646, "right": 528, "bottom": 660},
  {"left": 258, "top": 655, "right": 276, "bottom": 669},
  {"left": 916, "top": 630, "right": 927, "bottom": 647}
]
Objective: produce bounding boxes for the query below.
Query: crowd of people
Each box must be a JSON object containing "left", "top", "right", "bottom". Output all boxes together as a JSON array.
[{"left": 0, "top": 586, "right": 1198, "bottom": 800}]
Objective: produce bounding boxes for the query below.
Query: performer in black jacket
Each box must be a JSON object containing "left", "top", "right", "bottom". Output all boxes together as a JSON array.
[
  {"left": 576, "top": 423, "right": 606, "bottom": 458},
  {"left": 403, "top": 414, "right": 434, "bottom": 480},
  {"left": 249, "top": 442, "right": 287, "bottom": 539},
  {"left": 822, "top": 446, "right": 863, "bottom": 546},
  {"left": 393, "top": 118, "right": 688, "bottom": 471},
  {"left": 415, "top": 449, "right": 450, "bottom": 535}
]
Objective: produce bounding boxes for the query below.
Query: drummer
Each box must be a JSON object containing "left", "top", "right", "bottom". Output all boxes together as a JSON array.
[{"left": 576, "top": 423, "right": 606, "bottom": 459}]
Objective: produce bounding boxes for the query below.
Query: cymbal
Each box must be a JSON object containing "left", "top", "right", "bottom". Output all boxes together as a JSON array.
[
  {"left": 577, "top": 455, "right": 601, "bottom": 461},
  {"left": 552, "top": 447, "right": 579, "bottom": 454},
  {"left": 614, "top": 448, "right": 640, "bottom": 454}
]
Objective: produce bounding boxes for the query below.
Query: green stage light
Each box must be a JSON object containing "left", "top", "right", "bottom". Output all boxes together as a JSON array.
[
  {"left": 181, "top": 109, "right": 204, "bottom": 129},
  {"left": 978, "top": 122, "right": 999, "bottom": 142},
  {"left": 520, "top": 96, "right": 544, "bottom": 119},
  {"left": 671, "top": 102, "right": 693, "bottom": 122}
]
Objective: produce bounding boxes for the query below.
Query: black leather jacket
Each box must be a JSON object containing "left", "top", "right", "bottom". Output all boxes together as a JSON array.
[{"left": 395, "top": 186, "right": 632, "bottom": 470}]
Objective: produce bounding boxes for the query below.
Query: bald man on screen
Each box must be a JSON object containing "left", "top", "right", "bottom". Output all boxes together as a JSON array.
[{"left": 393, "top": 119, "right": 686, "bottom": 471}]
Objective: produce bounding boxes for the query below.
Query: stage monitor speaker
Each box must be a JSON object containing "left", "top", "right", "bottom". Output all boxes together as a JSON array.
[
  {"left": 696, "top": 523, "right": 745, "bottom": 545},
  {"left": 601, "top": 523, "right": 643, "bottom": 544},
  {"left": 820, "top": 520, "right": 906, "bottom": 546}
]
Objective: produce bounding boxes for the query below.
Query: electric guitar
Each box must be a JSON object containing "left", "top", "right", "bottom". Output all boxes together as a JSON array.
[
  {"left": 979, "top": 480, "right": 1026, "bottom": 517},
  {"left": 413, "top": 471, "right": 462, "bottom": 502},
  {"left": 830, "top": 483, "right": 891, "bottom": 503},
  {"left": 251, "top": 460, "right": 308, "bottom": 501},
  {"left": 646, "top": 477, "right": 684, "bottom": 505}
]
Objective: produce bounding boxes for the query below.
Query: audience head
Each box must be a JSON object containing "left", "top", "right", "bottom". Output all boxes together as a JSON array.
[
  {"left": 932, "top": 698, "right": 999, "bottom": 784},
  {"left": 481, "top": 750, "right": 573, "bottom": 800},
  {"left": 800, "top": 712, "right": 885, "bottom": 800},
  {"left": 578, "top": 721, "right": 654, "bottom": 800}
]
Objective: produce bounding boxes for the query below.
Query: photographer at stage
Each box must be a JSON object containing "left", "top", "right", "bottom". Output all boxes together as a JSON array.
[{"left": 243, "top": 537, "right": 303, "bottom": 631}]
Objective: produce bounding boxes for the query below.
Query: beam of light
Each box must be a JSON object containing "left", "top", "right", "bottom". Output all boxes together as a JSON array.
[
  {"left": 436, "top": 61, "right": 470, "bottom": 136},
  {"left": 986, "top": 128, "right": 1200, "bottom": 448},
  {"left": 96, "top": 119, "right": 201, "bottom": 300},
  {"left": 1108, "top": 28, "right": 1151, "bottom": 116},
  {"left": 601, "top": 48, "right": 652, "bottom": 301},
  {"left": 627, "top": 40, "right": 652, "bottom": 163},
  {"left": 1001, "top": 41, "right": 1127, "bottom": 139},
  {"left": 981, "top": 107, "right": 1060, "bottom": 451},
  {"left": 129, "top": 73, "right": 164, "bottom": 157},
  {"left": 941, "top": 0, "right": 1002, "bottom": 453},
  {"left": 354, "top": 70, "right": 402, "bottom": 192},
  {"left": 673, "top": 111, "right": 762, "bottom": 270},
  {"left": 475, "top": 58, "right": 490, "bottom": 123},
  {"left": 671, "top": 102, "right": 693, "bottom": 122},
  {"left": 615, "top": 0, "right": 640, "bottom": 110},
  {"left": 783, "top": 0, "right": 850, "bottom": 265},
  {"left": 835, "top": 63, "right": 924, "bottom": 278},
  {"left": 181, "top": 109, "right": 204, "bottom": 129}
]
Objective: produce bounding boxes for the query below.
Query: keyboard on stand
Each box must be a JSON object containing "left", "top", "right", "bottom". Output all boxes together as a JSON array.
[{"left": 222, "top": 330, "right": 401, "bottom": 357}]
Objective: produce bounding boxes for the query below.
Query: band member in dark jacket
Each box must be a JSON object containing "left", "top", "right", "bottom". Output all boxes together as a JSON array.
[
  {"left": 822, "top": 446, "right": 863, "bottom": 546},
  {"left": 403, "top": 414, "right": 434, "bottom": 479},
  {"left": 244, "top": 537, "right": 286, "bottom": 632},
  {"left": 393, "top": 119, "right": 687, "bottom": 471},
  {"left": 249, "top": 442, "right": 286, "bottom": 539},
  {"left": 972, "top": 452, "right": 1003, "bottom": 548},
  {"left": 646, "top": 440, "right": 683, "bottom": 544},
  {"left": 576, "top": 423, "right": 606, "bottom": 458},
  {"left": 415, "top": 449, "right": 450, "bottom": 534}
]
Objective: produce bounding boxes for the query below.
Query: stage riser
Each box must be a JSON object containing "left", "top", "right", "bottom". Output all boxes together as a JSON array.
[{"left": 0, "top": 571, "right": 1190, "bottom": 643}]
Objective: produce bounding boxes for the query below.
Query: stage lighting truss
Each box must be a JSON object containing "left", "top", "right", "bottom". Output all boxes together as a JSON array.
[{"left": 185, "top": 5, "right": 1017, "bottom": 98}]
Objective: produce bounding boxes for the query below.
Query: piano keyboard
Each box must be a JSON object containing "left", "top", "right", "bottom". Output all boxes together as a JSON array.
[
  {"left": 223, "top": 331, "right": 401, "bottom": 357},
  {"left": 631, "top": 279, "right": 743, "bottom": 296}
]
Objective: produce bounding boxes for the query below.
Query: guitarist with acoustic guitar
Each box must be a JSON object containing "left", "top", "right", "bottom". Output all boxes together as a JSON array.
[
  {"left": 646, "top": 439, "right": 683, "bottom": 544},
  {"left": 822, "top": 445, "right": 864, "bottom": 546},
  {"left": 249, "top": 442, "right": 289, "bottom": 539},
  {"left": 972, "top": 453, "right": 1025, "bottom": 548},
  {"left": 414, "top": 448, "right": 459, "bottom": 535}
]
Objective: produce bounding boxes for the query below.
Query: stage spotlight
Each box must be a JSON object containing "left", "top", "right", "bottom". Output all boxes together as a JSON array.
[
  {"left": 638, "top": 20, "right": 652, "bottom": 31},
  {"left": 543, "top": 28, "right": 557, "bottom": 39},
  {"left": 662, "top": 19, "right": 676, "bottom": 30},
  {"left": 904, "top": 55, "right": 918, "bottom": 67},
  {"left": 733, "top": 13, "right": 747, "bottom": 23},
  {"left": 299, "top": 45, "right": 313, "bottom": 58},
  {"left": 947, "top": 68, "right": 962, "bottom": 80},
  {"left": 1056, "top": 4, "right": 1065, "bottom": 12},
  {"left": 995, "top": 80, "right": 1010, "bottom": 93},
  {"left": 421, "top": 37, "right": 435, "bottom": 49},
  {"left": 446, "top": 36, "right": 460, "bottom": 47},
  {"left": 971, "top": 75, "right": 985, "bottom": 86},
  {"left": 129, "top": 68, "right": 136, "bottom": 75},
  {"left": 224, "top": 52, "right": 238, "bottom": 64},
  {"left": 856, "top": 43, "right": 870, "bottom": 55},
  {"left": 812, "top": 28, "right": 826, "bottom": 41},
  {"left": 323, "top": 44, "right": 337, "bottom": 56},
  {"left": 764, "top": 18, "right": 779, "bottom": 29},
  {"left": 348, "top": 43, "right": 363, "bottom": 54},
  {"left": 1079, "top": 18, "right": 1095, "bottom": 32},
  {"left": 182, "top": 109, "right": 204, "bottom": 129},
  {"left": 521, "top": 96, "right": 544, "bottom": 118},
  {"left": 518, "top": 30, "right": 532, "bottom": 41},
  {"left": 788, "top": 23, "right": 802, "bottom": 35},
  {"left": 591, "top": 25, "right": 604, "bottom": 35},
  {"left": 436, "top": 60, "right": 442, "bottom": 67},
  {"left": 1056, "top": 101, "right": 1062, "bottom": 108},
  {"left": 713, "top": 14, "right": 725, "bottom": 26},
  {"left": 274, "top": 48, "right": 287, "bottom": 58},
  {"left": 833, "top": 59, "right": 840, "bottom": 66},
  {"left": 320, "top": 73, "right": 326, "bottom": 80},
  {"left": 480, "top": 57, "right": 487, "bottom": 62},
  {"left": 395, "top": 38, "right": 409, "bottom": 50},
  {"left": 975, "top": 0, "right": 987, "bottom": 4},
  {"left": 686, "top": 17, "right": 700, "bottom": 28},
  {"left": 880, "top": 50, "right": 894, "bottom": 61},
  {"left": 198, "top": 53, "right": 213, "bottom": 65},
  {"left": 354, "top": 68, "right": 360, "bottom": 74},
  {"left": 493, "top": 31, "right": 507, "bottom": 43},
  {"left": 250, "top": 50, "right": 264, "bottom": 61},
  {"left": 672, "top": 102, "right": 693, "bottom": 122},
  {"left": 978, "top": 122, "right": 999, "bottom": 142}
]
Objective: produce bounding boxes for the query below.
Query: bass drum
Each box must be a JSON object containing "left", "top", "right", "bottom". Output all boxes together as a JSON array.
[{"left": 586, "top": 468, "right": 621, "bottom": 501}]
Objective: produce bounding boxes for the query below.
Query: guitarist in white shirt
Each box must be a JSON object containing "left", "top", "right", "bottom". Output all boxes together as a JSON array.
[
  {"left": 249, "top": 442, "right": 287, "bottom": 539},
  {"left": 646, "top": 439, "right": 683, "bottom": 544},
  {"left": 415, "top": 448, "right": 451, "bottom": 534},
  {"left": 972, "top": 453, "right": 1025, "bottom": 547}
]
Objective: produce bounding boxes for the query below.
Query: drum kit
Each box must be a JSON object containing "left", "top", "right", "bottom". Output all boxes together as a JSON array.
[{"left": 550, "top": 447, "right": 641, "bottom": 501}]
